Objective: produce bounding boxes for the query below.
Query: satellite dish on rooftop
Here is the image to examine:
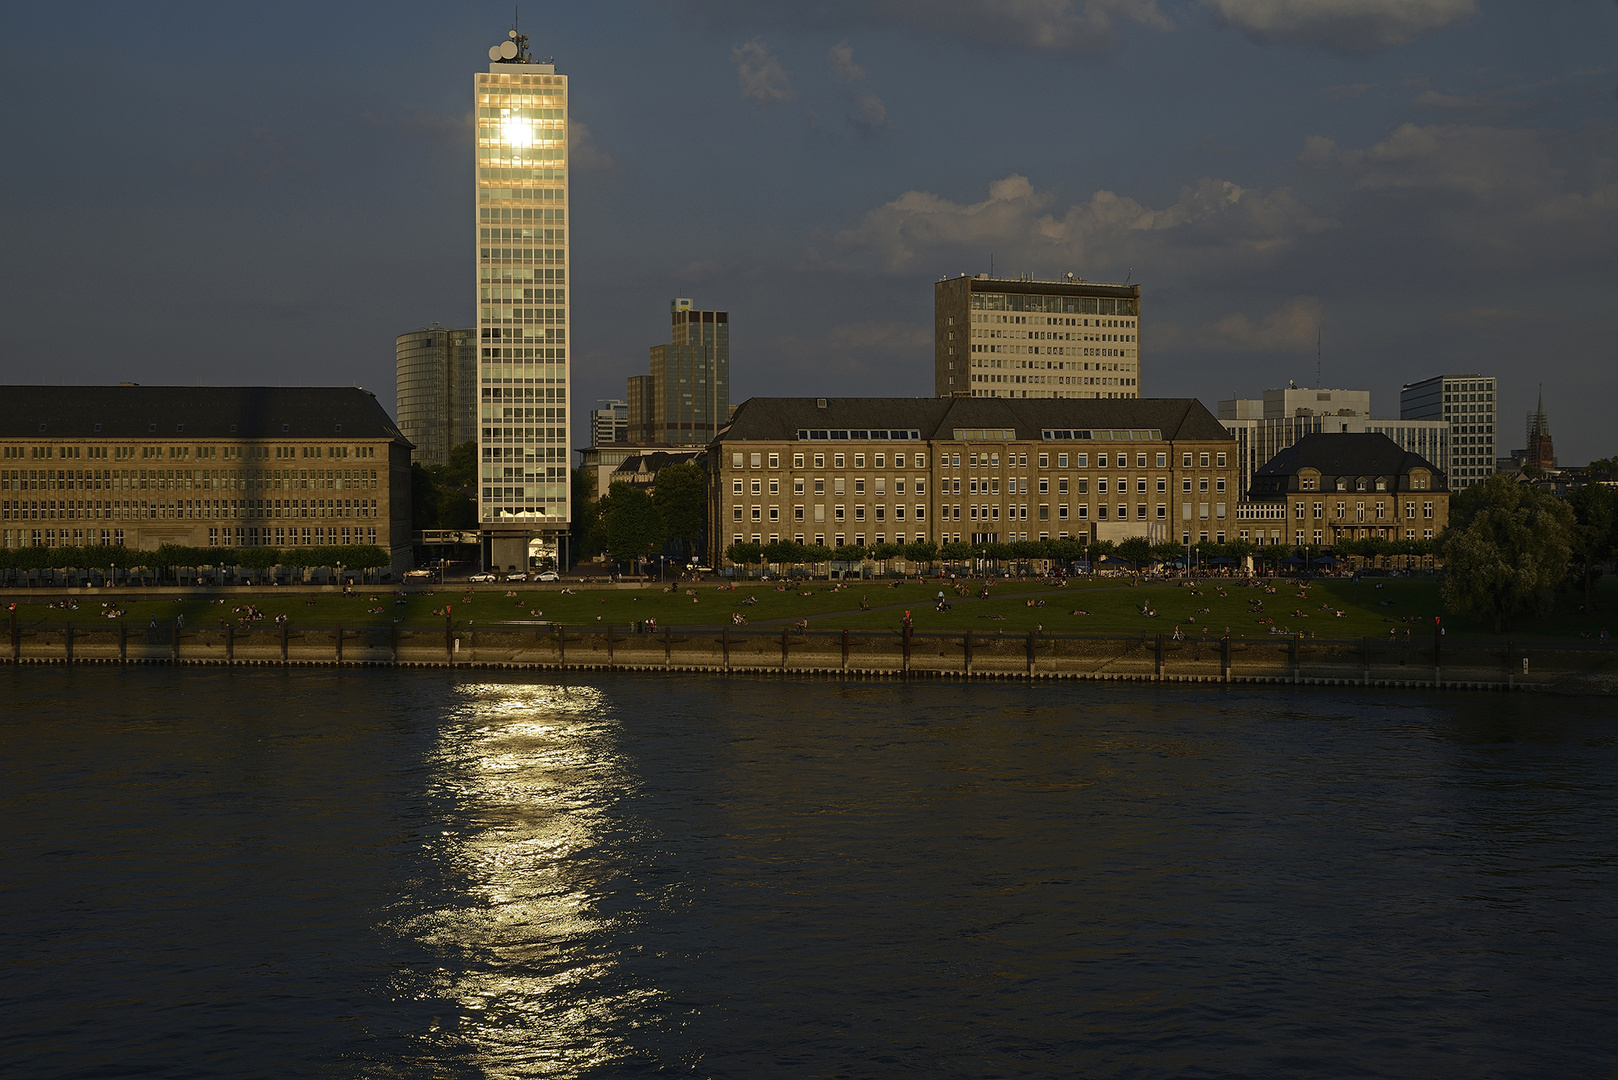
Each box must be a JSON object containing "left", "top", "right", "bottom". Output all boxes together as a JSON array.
[
  {"left": 509, "top": 29, "right": 518, "bottom": 38},
  {"left": 499, "top": 39, "right": 518, "bottom": 59},
  {"left": 488, "top": 44, "right": 503, "bottom": 60}
]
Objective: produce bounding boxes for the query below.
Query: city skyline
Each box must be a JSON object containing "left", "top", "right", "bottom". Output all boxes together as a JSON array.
[{"left": 0, "top": 2, "right": 1613, "bottom": 461}]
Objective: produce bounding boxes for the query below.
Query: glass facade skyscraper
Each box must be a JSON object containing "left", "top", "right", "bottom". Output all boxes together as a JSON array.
[
  {"left": 395, "top": 326, "right": 477, "bottom": 467},
  {"left": 476, "top": 32, "right": 570, "bottom": 569}
]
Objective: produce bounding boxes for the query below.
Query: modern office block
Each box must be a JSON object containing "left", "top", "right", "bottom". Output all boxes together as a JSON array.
[
  {"left": 627, "top": 299, "right": 729, "bottom": 446},
  {"left": 1218, "top": 384, "right": 1449, "bottom": 495},
  {"left": 934, "top": 274, "right": 1141, "bottom": 400},
  {"left": 0, "top": 385, "right": 414, "bottom": 572},
  {"left": 476, "top": 27, "right": 571, "bottom": 570},
  {"left": 395, "top": 326, "right": 477, "bottom": 467},
  {"left": 589, "top": 399, "right": 628, "bottom": 448},
  {"left": 1400, "top": 373, "right": 1495, "bottom": 489},
  {"left": 707, "top": 397, "right": 1236, "bottom": 561}
]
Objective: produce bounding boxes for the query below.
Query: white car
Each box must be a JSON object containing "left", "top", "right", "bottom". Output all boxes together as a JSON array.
[
  {"left": 403, "top": 569, "right": 434, "bottom": 581},
  {"left": 467, "top": 572, "right": 500, "bottom": 583},
  {"left": 536, "top": 571, "right": 560, "bottom": 582},
  {"left": 504, "top": 572, "right": 528, "bottom": 582}
]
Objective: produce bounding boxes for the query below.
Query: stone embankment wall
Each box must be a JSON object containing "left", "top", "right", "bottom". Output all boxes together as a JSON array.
[{"left": 5, "top": 622, "right": 1612, "bottom": 692}]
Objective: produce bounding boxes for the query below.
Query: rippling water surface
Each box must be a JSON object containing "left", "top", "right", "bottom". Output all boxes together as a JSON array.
[{"left": 3, "top": 668, "right": 1616, "bottom": 1078}]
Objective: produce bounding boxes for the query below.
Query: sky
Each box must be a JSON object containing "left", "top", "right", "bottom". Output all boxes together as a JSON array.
[{"left": 1, "top": 0, "right": 1614, "bottom": 463}]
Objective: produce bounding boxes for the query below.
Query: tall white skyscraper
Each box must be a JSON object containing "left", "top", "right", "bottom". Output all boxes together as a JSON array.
[
  {"left": 476, "top": 27, "right": 570, "bottom": 571},
  {"left": 1401, "top": 374, "right": 1495, "bottom": 490}
]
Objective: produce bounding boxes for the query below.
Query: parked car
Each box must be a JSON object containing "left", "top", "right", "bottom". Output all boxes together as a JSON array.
[
  {"left": 404, "top": 569, "right": 434, "bottom": 581},
  {"left": 504, "top": 572, "right": 528, "bottom": 582},
  {"left": 536, "top": 570, "right": 560, "bottom": 582},
  {"left": 467, "top": 572, "right": 500, "bottom": 583}
]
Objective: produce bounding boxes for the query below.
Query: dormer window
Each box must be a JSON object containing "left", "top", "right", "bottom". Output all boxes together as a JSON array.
[
  {"left": 1375, "top": 478, "right": 1387, "bottom": 491},
  {"left": 1335, "top": 478, "right": 1347, "bottom": 491},
  {"left": 1356, "top": 478, "right": 1367, "bottom": 491}
]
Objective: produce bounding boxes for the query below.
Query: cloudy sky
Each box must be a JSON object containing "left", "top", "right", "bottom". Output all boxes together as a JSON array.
[{"left": 1, "top": 1, "right": 1614, "bottom": 462}]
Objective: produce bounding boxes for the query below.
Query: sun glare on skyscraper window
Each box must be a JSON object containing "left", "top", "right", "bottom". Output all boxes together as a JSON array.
[{"left": 499, "top": 109, "right": 535, "bottom": 147}]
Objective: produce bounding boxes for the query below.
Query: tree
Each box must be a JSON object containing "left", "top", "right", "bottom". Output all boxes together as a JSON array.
[
  {"left": 602, "top": 481, "right": 665, "bottom": 565},
  {"left": 1116, "top": 536, "right": 1153, "bottom": 571},
  {"left": 571, "top": 467, "right": 606, "bottom": 560},
  {"left": 1440, "top": 474, "right": 1575, "bottom": 632},
  {"left": 651, "top": 461, "right": 707, "bottom": 561},
  {"left": 1567, "top": 483, "right": 1618, "bottom": 611}
]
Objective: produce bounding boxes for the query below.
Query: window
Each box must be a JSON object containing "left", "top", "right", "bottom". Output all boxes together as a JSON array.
[
  {"left": 1183, "top": 453, "right": 1193, "bottom": 467},
  {"left": 915, "top": 454, "right": 926, "bottom": 468},
  {"left": 1038, "top": 453, "right": 1049, "bottom": 468},
  {"left": 1156, "top": 453, "right": 1166, "bottom": 467},
  {"left": 1098, "top": 454, "right": 1108, "bottom": 468},
  {"left": 751, "top": 479, "right": 761, "bottom": 496},
  {"left": 1216, "top": 478, "right": 1225, "bottom": 493},
  {"left": 895, "top": 454, "right": 906, "bottom": 468},
  {"left": 875, "top": 454, "right": 885, "bottom": 469},
  {"left": 854, "top": 454, "right": 865, "bottom": 468},
  {"left": 1075, "top": 454, "right": 1088, "bottom": 468},
  {"left": 793, "top": 454, "right": 805, "bottom": 468},
  {"left": 1182, "top": 478, "right": 1192, "bottom": 493},
  {"left": 731, "top": 479, "right": 743, "bottom": 495},
  {"left": 816, "top": 454, "right": 827, "bottom": 468},
  {"left": 1039, "top": 478, "right": 1049, "bottom": 493},
  {"left": 794, "top": 478, "right": 804, "bottom": 495},
  {"left": 768, "top": 453, "right": 779, "bottom": 469},
  {"left": 1136, "top": 454, "right": 1147, "bottom": 468},
  {"left": 1058, "top": 478, "right": 1068, "bottom": 494},
  {"left": 1216, "top": 452, "right": 1227, "bottom": 468},
  {"left": 732, "top": 452, "right": 743, "bottom": 468},
  {"left": 750, "top": 453, "right": 761, "bottom": 467}
]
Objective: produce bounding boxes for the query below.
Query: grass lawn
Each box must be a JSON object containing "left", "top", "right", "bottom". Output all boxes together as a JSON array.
[{"left": 12, "top": 574, "right": 1614, "bottom": 642}]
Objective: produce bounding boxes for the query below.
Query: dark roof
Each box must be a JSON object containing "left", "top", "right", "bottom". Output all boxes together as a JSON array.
[
  {"left": 1250, "top": 433, "right": 1448, "bottom": 497},
  {"left": 717, "top": 397, "right": 1229, "bottom": 444},
  {"left": 0, "top": 386, "right": 411, "bottom": 446},
  {"left": 612, "top": 450, "right": 704, "bottom": 474}
]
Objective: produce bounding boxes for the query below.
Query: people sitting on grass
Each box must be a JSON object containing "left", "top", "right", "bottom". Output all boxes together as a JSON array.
[
  {"left": 732, "top": 612, "right": 746, "bottom": 625},
  {"left": 1069, "top": 608, "right": 1089, "bottom": 616}
]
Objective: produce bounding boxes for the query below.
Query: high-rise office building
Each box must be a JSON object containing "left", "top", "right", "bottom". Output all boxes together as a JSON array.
[
  {"left": 1400, "top": 374, "right": 1495, "bottom": 489},
  {"left": 476, "top": 27, "right": 570, "bottom": 570},
  {"left": 934, "top": 274, "right": 1141, "bottom": 400},
  {"left": 626, "top": 298, "right": 729, "bottom": 446},
  {"left": 395, "top": 326, "right": 477, "bottom": 467},
  {"left": 1218, "top": 384, "right": 1449, "bottom": 495},
  {"left": 589, "top": 400, "right": 628, "bottom": 448}
]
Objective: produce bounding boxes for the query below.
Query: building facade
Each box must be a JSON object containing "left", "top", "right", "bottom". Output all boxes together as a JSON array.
[
  {"left": 589, "top": 399, "right": 628, "bottom": 448},
  {"left": 395, "top": 326, "right": 477, "bottom": 466},
  {"left": 476, "top": 29, "right": 571, "bottom": 570},
  {"left": 1218, "top": 385, "right": 1449, "bottom": 495},
  {"left": 1401, "top": 374, "right": 1494, "bottom": 489},
  {"left": 0, "top": 386, "right": 414, "bottom": 572},
  {"left": 708, "top": 398, "right": 1236, "bottom": 561},
  {"left": 627, "top": 299, "right": 730, "bottom": 446},
  {"left": 934, "top": 275, "right": 1141, "bottom": 400},
  {"left": 1244, "top": 433, "right": 1449, "bottom": 548}
]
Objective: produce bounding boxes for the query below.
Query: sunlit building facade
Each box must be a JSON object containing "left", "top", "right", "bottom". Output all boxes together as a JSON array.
[
  {"left": 476, "top": 30, "right": 570, "bottom": 570},
  {"left": 935, "top": 275, "right": 1142, "bottom": 400}
]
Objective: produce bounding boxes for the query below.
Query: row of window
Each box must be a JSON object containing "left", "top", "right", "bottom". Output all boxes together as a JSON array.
[
  {"left": 729, "top": 449, "right": 1231, "bottom": 470},
  {"left": 1, "top": 469, "right": 381, "bottom": 492},
  {"left": 1291, "top": 500, "right": 1436, "bottom": 520},
  {"left": 0, "top": 499, "right": 379, "bottom": 522},
  {"left": 2, "top": 445, "right": 375, "bottom": 461},
  {"left": 733, "top": 501, "right": 1229, "bottom": 524}
]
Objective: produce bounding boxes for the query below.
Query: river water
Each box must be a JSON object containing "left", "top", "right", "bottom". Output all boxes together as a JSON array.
[{"left": 2, "top": 669, "right": 1615, "bottom": 1079}]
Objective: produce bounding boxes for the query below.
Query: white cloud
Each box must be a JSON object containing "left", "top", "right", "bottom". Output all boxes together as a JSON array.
[
  {"left": 848, "top": 92, "right": 891, "bottom": 133},
  {"left": 683, "top": 0, "right": 1172, "bottom": 54},
  {"left": 568, "top": 121, "right": 617, "bottom": 171},
  {"left": 732, "top": 38, "right": 794, "bottom": 105},
  {"left": 1205, "top": 0, "right": 1476, "bottom": 51},
  {"left": 1204, "top": 297, "right": 1322, "bottom": 352},
  {"left": 832, "top": 173, "right": 1336, "bottom": 276},
  {"left": 1297, "top": 122, "right": 1618, "bottom": 265},
  {"left": 828, "top": 40, "right": 864, "bottom": 82}
]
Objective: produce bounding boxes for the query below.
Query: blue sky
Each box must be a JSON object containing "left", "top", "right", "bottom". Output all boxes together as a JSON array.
[{"left": 1, "top": 1, "right": 1613, "bottom": 461}]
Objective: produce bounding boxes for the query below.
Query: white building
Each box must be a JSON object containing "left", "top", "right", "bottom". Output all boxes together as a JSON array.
[
  {"left": 476, "top": 27, "right": 571, "bottom": 570},
  {"left": 1218, "top": 385, "right": 1449, "bottom": 496},
  {"left": 1400, "top": 374, "right": 1495, "bottom": 490}
]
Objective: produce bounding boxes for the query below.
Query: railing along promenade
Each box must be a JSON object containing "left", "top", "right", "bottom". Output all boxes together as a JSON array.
[{"left": 5, "top": 616, "right": 1612, "bottom": 693}]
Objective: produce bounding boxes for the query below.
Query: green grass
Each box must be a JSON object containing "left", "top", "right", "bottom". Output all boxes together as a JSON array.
[{"left": 10, "top": 574, "right": 1614, "bottom": 642}]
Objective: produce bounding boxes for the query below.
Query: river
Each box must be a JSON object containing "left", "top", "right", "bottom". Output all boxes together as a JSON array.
[{"left": 3, "top": 668, "right": 1614, "bottom": 1078}]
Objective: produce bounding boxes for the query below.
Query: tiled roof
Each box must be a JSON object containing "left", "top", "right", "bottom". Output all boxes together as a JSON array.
[
  {"left": 1250, "top": 433, "right": 1448, "bottom": 496},
  {"left": 0, "top": 386, "right": 412, "bottom": 445},
  {"left": 717, "top": 397, "right": 1229, "bottom": 443}
]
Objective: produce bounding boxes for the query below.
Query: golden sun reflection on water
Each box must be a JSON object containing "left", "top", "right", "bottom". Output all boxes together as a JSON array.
[{"left": 384, "top": 681, "right": 663, "bottom": 1078}]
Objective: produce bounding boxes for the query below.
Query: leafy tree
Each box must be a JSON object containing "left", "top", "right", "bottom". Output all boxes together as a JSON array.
[
  {"left": 939, "top": 540, "right": 973, "bottom": 563},
  {"left": 1567, "top": 482, "right": 1618, "bottom": 611},
  {"left": 570, "top": 467, "right": 605, "bottom": 560},
  {"left": 1441, "top": 474, "right": 1575, "bottom": 632},
  {"left": 1116, "top": 536, "right": 1153, "bottom": 571},
  {"left": 651, "top": 461, "right": 707, "bottom": 560},
  {"left": 903, "top": 540, "right": 939, "bottom": 566},
  {"left": 602, "top": 481, "right": 665, "bottom": 564},
  {"left": 726, "top": 541, "right": 763, "bottom": 566},
  {"left": 1587, "top": 456, "right": 1618, "bottom": 473},
  {"left": 833, "top": 543, "right": 866, "bottom": 564}
]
